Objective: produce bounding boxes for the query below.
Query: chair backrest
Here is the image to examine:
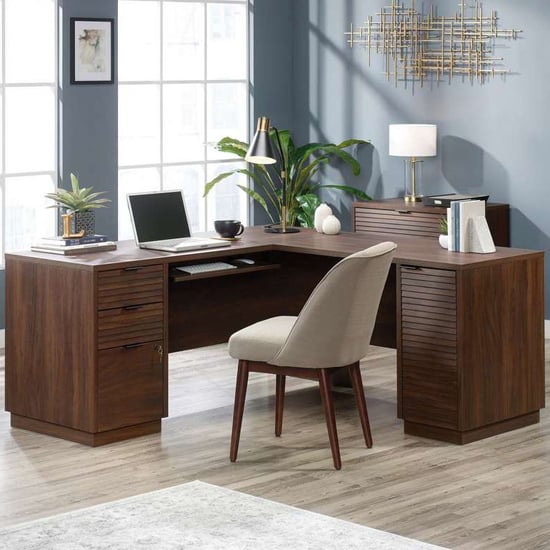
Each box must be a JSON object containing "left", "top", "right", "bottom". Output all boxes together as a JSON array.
[{"left": 271, "top": 241, "right": 397, "bottom": 369}]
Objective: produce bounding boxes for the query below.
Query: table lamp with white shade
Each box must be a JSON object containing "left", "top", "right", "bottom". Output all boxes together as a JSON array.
[{"left": 389, "top": 124, "right": 437, "bottom": 202}]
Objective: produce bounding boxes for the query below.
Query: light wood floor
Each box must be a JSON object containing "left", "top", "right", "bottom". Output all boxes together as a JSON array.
[{"left": 1, "top": 342, "right": 549, "bottom": 549}]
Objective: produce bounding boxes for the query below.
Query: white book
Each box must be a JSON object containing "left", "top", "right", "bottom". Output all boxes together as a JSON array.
[
  {"left": 447, "top": 207, "right": 454, "bottom": 251},
  {"left": 31, "top": 241, "right": 117, "bottom": 255}
]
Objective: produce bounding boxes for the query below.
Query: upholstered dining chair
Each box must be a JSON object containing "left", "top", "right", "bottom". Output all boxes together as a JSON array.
[{"left": 228, "top": 241, "right": 397, "bottom": 470}]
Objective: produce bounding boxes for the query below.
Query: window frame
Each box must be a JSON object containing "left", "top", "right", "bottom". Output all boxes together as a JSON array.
[
  {"left": 117, "top": 0, "right": 250, "bottom": 238},
  {"left": 0, "top": 0, "right": 59, "bottom": 264}
]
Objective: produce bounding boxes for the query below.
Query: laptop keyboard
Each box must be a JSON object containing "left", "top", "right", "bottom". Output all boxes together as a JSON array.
[{"left": 176, "top": 261, "right": 237, "bottom": 274}]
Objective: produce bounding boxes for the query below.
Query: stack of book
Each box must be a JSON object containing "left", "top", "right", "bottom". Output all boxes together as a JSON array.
[
  {"left": 31, "top": 234, "right": 117, "bottom": 255},
  {"left": 447, "top": 200, "right": 495, "bottom": 254}
]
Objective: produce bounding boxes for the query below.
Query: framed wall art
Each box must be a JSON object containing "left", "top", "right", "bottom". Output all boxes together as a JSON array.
[{"left": 70, "top": 17, "right": 115, "bottom": 84}]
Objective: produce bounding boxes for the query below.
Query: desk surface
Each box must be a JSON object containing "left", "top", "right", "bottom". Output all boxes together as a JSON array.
[
  {"left": 7, "top": 226, "right": 543, "bottom": 271},
  {"left": 5, "top": 225, "right": 545, "bottom": 447}
]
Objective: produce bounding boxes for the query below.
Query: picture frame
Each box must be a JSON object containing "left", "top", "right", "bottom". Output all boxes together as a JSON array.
[{"left": 70, "top": 17, "right": 115, "bottom": 84}]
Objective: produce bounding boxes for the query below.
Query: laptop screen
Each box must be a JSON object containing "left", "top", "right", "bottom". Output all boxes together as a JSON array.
[{"left": 127, "top": 191, "right": 191, "bottom": 243}]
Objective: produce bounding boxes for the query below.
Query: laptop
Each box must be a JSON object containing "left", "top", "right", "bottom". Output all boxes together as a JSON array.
[{"left": 127, "top": 190, "right": 231, "bottom": 252}]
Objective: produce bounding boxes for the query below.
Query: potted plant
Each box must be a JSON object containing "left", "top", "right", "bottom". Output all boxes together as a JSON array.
[
  {"left": 439, "top": 216, "right": 449, "bottom": 249},
  {"left": 45, "top": 173, "right": 111, "bottom": 236},
  {"left": 204, "top": 131, "right": 371, "bottom": 227}
]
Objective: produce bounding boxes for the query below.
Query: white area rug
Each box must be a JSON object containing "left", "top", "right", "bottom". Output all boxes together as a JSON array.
[{"left": 0, "top": 481, "right": 447, "bottom": 549}]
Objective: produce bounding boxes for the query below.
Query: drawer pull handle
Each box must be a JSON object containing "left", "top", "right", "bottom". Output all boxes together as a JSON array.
[
  {"left": 396, "top": 209, "right": 411, "bottom": 214},
  {"left": 154, "top": 344, "right": 164, "bottom": 362},
  {"left": 123, "top": 305, "right": 142, "bottom": 311},
  {"left": 402, "top": 266, "right": 421, "bottom": 271},
  {"left": 123, "top": 266, "right": 143, "bottom": 272},
  {"left": 123, "top": 343, "right": 144, "bottom": 350}
]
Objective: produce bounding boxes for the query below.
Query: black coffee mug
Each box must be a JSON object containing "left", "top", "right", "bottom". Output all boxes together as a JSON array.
[{"left": 214, "top": 220, "right": 244, "bottom": 238}]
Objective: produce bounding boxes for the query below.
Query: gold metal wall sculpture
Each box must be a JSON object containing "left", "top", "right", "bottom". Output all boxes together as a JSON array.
[{"left": 345, "top": 1, "right": 522, "bottom": 87}]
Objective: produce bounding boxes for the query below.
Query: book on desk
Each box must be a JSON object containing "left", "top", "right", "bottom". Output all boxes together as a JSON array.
[
  {"left": 31, "top": 240, "right": 117, "bottom": 255},
  {"left": 447, "top": 200, "right": 496, "bottom": 253},
  {"left": 39, "top": 234, "right": 109, "bottom": 246}
]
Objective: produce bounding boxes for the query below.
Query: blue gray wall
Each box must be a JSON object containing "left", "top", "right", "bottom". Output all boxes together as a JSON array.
[
  {"left": 60, "top": 0, "right": 118, "bottom": 238},
  {"left": 249, "top": 0, "right": 294, "bottom": 225},
  {"left": 289, "top": 0, "right": 550, "bottom": 318}
]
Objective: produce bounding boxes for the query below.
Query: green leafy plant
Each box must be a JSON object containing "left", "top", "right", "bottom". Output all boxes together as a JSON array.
[
  {"left": 45, "top": 173, "right": 111, "bottom": 213},
  {"left": 439, "top": 216, "right": 448, "bottom": 235},
  {"left": 204, "top": 131, "right": 371, "bottom": 227}
]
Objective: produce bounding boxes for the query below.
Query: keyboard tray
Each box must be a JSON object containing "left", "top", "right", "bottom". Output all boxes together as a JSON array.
[{"left": 176, "top": 261, "right": 236, "bottom": 275}]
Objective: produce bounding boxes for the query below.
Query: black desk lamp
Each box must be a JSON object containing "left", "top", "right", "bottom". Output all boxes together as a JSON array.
[{"left": 245, "top": 116, "right": 300, "bottom": 233}]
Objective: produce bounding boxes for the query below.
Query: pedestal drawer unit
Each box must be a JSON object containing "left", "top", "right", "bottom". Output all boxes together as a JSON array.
[
  {"left": 95, "top": 265, "right": 166, "bottom": 440},
  {"left": 5, "top": 257, "right": 168, "bottom": 446}
]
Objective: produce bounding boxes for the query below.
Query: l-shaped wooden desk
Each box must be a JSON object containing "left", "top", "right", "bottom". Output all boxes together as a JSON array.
[{"left": 4, "top": 228, "right": 545, "bottom": 446}]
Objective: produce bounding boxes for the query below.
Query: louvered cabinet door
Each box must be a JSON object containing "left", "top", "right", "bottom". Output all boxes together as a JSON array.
[
  {"left": 399, "top": 266, "right": 458, "bottom": 430},
  {"left": 355, "top": 207, "right": 441, "bottom": 238}
]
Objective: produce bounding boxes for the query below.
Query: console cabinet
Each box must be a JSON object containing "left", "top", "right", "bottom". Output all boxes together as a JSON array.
[{"left": 353, "top": 198, "right": 510, "bottom": 246}]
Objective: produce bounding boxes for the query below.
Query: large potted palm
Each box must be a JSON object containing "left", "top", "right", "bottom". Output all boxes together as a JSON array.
[{"left": 204, "top": 130, "right": 371, "bottom": 227}]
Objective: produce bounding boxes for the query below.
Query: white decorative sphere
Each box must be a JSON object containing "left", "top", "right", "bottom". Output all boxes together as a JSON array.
[
  {"left": 314, "top": 203, "right": 332, "bottom": 233},
  {"left": 322, "top": 214, "right": 341, "bottom": 235}
]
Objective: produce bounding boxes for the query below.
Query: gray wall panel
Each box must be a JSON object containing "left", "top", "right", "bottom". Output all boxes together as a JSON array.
[{"left": 60, "top": 0, "right": 118, "bottom": 239}]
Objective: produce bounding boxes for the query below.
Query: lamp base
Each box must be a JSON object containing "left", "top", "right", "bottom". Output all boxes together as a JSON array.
[
  {"left": 404, "top": 194, "right": 423, "bottom": 203},
  {"left": 263, "top": 225, "right": 300, "bottom": 234}
]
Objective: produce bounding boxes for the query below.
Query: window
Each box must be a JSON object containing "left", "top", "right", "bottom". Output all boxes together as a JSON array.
[
  {"left": 118, "top": 0, "right": 249, "bottom": 239},
  {"left": 0, "top": 0, "right": 57, "bottom": 260}
]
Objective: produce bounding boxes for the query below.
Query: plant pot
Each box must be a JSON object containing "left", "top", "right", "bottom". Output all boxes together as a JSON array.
[
  {"left": 58, "top": 210, "right": 96, "bottom": 236},
  {"left": 439, "top": 234, "right": 448, "bottom": 249},
  {"left": 74, "top": 211, "right": 96, "bottom": 235}
]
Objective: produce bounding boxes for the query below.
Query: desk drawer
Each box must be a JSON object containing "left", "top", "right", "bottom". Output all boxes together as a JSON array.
[
  {"left": 97, "top": 341, "right": 164, "bottom": 431},
  {"left": 98, "top": 302, "right": 164, "bottom": 349},
  {"left": 97, "top": 265, "right": 164, "bottom": 309},
  {"left": 355, "top": 207, "right": 440, "bottom": 238},
  {"left": 400, "top": 266, "right": 458, "bottom": 429}
]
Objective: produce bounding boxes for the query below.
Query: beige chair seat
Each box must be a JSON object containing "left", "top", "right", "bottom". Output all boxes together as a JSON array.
[
  {"left": 229, "top": 316, "right": 297, "bottom": 363},
  {"left": 228, "top": 241, "right": 397, "bottom": 470}
]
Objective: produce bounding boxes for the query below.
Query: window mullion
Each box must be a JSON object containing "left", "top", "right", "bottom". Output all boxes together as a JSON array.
[
  {"left": 160, "top": 0, "right": 164, "bottom": 190},
  {"left": 2, "top": 0, "right": 6, "bottom": 257},
  {"left": 203, "top": 0, "right": 208, "bottom": 230}
]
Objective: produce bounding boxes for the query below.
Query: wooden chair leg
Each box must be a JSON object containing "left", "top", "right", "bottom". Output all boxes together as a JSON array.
[
  {"left": 230, "top": 360, "right": 249, "bottom": 462},
  {"left": 318, "top": 368, "right": 342, "bottom": 470},
  {"left": 349, "top": 362, "right": 373, "bottom": 448},
  {"left": 275, "top": 374, "right": 285, "bottom": 436}
]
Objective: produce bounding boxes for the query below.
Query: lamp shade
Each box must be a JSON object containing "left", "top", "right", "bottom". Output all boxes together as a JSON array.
[
  {"left": 245, "top": 117, "right": 277, "bottom": 164},
  {"left": 389, "top": 124, "right": 437, "bottom": 157}
]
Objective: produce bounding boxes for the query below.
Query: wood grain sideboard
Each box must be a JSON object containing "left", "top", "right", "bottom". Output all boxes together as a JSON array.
[{"left": 353, "top": 198, "right": 510, "bottom": 246}]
